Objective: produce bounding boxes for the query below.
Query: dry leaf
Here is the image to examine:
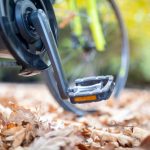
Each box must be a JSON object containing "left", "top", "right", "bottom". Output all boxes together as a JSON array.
[
  {"left": 132, "top": 127, "right": 150, "bottom": 141},
  {"left": 12, "top": 128, "right": 26, "bottom": 148},
  {"left": 2, "top": 126, "right": 24, "bottom": 137},
  {"left": 76, "top": 143, "right": 90, "bottom": 150},
  {"left": 140, "top": 136, "right": 150, "bottom": 150},
  {"left": 45, "top": 126, "right": 76, "bottom": 138},
  {"left": 9, "top": 106, "right": 37, "bottom": 125}
]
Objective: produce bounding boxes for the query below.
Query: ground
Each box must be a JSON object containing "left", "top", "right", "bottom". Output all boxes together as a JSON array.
[{"left": 0, "top": 83, "right": 150, "bottom": 150}]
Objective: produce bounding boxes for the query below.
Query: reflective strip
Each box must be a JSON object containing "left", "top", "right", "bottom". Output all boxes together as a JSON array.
[{"left": 74, "top": 95, "right": 97, "bottom": 102}]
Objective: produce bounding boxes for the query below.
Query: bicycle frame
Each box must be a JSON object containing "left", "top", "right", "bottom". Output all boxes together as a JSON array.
[{"left": 0, "top": 0, "right": 117, "bottom": 115}]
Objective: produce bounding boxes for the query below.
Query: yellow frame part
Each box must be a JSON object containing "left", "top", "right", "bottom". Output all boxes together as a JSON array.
[
  {"left": 55, "top": 0, "right": 106, "bottom": 51},
  {"left": 86, "top": 0, "right": 106, "bottom": 51}
]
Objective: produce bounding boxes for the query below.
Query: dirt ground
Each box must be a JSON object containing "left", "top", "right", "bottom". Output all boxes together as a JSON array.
[{"left": 0, "top": 83, "right": 150, "bottom": 150}]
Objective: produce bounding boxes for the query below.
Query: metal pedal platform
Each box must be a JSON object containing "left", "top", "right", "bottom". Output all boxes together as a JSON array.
[{"left": 68, "top": 76, "right": 115, "bottom": 104}]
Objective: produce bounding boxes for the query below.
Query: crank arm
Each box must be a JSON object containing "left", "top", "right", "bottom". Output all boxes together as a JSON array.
[{"left": 30, "top": 9, "right": 68, "bottom": 99}]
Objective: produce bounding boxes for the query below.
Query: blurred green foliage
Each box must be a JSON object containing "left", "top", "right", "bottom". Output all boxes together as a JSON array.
[{"left": 117, "top": 0, "right": 150, "bottom": 85}]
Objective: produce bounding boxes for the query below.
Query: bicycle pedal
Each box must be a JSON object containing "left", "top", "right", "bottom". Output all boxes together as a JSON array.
[{"left": 68, "top": 76, "right": 115, "bottom": 104}]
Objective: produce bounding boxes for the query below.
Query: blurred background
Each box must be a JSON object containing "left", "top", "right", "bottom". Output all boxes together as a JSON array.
[
  {"left": 0, "top": 0, "right": 149, "bottom": 89},
  {"left": 118, "top": 0, "right": 150, "bottom": 87}
]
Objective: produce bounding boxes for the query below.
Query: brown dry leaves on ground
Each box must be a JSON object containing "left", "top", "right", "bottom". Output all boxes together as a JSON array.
[{"left": 0, "top": 84, "right": 150, "bottom": 150}]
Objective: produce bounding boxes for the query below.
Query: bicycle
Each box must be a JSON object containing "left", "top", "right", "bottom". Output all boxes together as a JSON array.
[
  {"left": 0, "top": 0, "right": 129, "bottom": 116},
  {"left": 49, "top": 0, "right": 129, "bottom": 114}
]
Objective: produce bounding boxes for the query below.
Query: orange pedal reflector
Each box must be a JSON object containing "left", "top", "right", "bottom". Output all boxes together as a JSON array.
[{"left": 72, "top": 95, "right": 97, "bottom": 103}]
